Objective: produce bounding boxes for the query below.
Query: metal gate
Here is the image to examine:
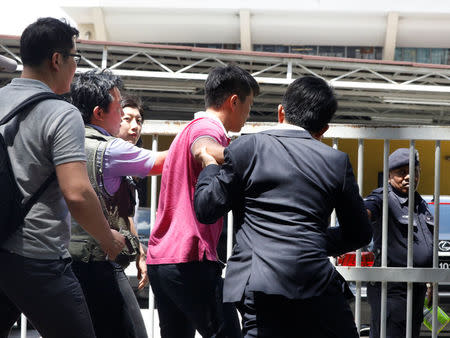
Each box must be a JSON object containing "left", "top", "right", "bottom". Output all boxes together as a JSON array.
[{"left": 140, "top": 122, "right": 450, "bottom": 338}]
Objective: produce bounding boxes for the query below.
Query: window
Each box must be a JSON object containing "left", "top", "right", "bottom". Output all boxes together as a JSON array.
[
  {"left": 318, "top": 46, "right": 345, "bottom": 58},
  {"left": 290, "top": 45, "right": 317, "bottom": 55}
]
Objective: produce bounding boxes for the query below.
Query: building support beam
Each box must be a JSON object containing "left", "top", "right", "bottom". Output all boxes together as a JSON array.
[
  {"left": 383, "top": 12, "right": 399, "bottom": 61},
  {"left": 92, "top": 7, "right": 108, "bottom": 41},
  {"left": 239, "top": 9, "right": 252, "bottom": 52},
  {"left": 77, "top": 24, "right": 95, "bottom": 40}
]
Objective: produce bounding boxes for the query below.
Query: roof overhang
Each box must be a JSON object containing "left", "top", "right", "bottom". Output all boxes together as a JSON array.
[{"left": 1, "top": 35, "right": 450, "bottom": 125}]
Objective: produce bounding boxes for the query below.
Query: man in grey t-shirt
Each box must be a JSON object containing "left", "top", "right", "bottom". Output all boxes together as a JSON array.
[{"left": 0, "top": 18, "right": 125, "bottom": 338}]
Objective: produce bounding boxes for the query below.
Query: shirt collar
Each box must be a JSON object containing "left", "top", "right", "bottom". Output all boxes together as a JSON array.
[
  {"left": 11, "top": 78, "right": 52, "bottom": 92},
  {"left": 273, "top": 123, "right": 306, "bottom": 131},
  {"left": 86, "top": 124, "right": 111, "bottom": 136},
  {"left": 194, "top": 111, "right": 229, "bottom": 138}
]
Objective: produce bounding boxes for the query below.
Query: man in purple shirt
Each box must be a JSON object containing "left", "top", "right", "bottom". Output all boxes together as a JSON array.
[{"left": 69, "top": 69, "right": 167, "bottom": 338}]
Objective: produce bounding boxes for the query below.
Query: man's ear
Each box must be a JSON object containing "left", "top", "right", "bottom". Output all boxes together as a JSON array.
[
  {"left": 229, "top": 94, "right": 239, "bottom": 109},
  {"left": 278, "top": 104, "right": 285, "bottom": 123},
  {"left": 92, "top": 106, "right": 103, "bottom": 121},
  {"left": 388, "top": 172, "right": 393, "bottom": 183},
  {"left": 50, "top": 52, "right": 61, "bottom": 71}
]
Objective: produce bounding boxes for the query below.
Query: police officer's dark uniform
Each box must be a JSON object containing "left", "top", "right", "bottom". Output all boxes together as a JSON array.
[{"left": 364, "top": 148, "right": 433, "bottom": 338}]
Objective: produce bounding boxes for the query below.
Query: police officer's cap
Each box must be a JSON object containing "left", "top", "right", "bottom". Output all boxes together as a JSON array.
[{"left": 389, "top": 148, "right": 419, "bottom": 170}]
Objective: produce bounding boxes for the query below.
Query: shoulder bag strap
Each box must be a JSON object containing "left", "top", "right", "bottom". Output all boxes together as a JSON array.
[{"left": 1, "top": 91, "right": 65, "bottom": 215}]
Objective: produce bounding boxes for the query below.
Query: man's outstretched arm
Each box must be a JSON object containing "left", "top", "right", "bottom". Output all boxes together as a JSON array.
[
  {"left": 148, "top": 150, "right": 168, "bottom": 175},
  {"left": 194, "top": 146, "right": 237, "bottom": 224},
  {"left": 56, "top": 161, "right": 125, "bottom": 259},
  {"left": 325, "top": 156, "right": 372, "bottom": 256}
]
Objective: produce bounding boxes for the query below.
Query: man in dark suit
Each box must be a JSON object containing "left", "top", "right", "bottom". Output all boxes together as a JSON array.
[{"left": 194, "top": 76, "right": 372, "bottom": 338}]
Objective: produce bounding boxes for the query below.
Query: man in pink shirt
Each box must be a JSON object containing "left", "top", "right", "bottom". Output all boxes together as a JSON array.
[{"left": 147, "top": 65, "right": 259, "bottom": 338}]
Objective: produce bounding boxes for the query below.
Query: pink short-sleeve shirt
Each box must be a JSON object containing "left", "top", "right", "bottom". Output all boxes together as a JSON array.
[{"left": 147, "top": 115, "right": 230, "bottom": 264}]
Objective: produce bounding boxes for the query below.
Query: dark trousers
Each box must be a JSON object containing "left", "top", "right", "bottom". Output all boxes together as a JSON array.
[
  {"left": 72, "top": 260, "right": 147, "bottom": 338},
  {"left": 0, "top": 250, "right": 95, "bottom": 338},
  {"left": 236, "top": 276, "right": 359, "bottom": 338},
  {"left": 148, "top": 261, "right": 241, "bottom": 338},
  {"left": 115, "top": 263, "right": 148, "bottom": 338},
  {"left": 367, "top": 282, "right": 426, "bottom": 338}
]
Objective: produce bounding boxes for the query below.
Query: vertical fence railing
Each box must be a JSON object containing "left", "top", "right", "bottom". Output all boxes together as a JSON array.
[
  {"left": 330, "top": 138, "right": 339, "bottom": 228},
  {"left": 355, "top": 139, "right": 364, "bottom": 332},
  {"left": 406, "top": 142, "right": 416, "bottom": 338},
  {"left": 380, "top": 139, "right": 389, "bottom": 338},
  {"left": 20, "top": 313, "right": 27, "bottom": 338},
  {"left": 432, "top": 141, "right": 441, "bottom": 338},
  {"left": 223, "top": 211, "right": 234, "bottom": 278},
  {"left": 148, "top": 135, "right": 158, "bottom": 338},
  {"left": 329, "top": 138, "right": 339, "bottom": 267}
]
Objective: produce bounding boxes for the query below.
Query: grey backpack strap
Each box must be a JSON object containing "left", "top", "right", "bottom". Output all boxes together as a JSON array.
[
  {"left": 0, "top": 92, "right": 62, "bottom": 126},
  {"left": 1, "top": 92, "right": 64, "bottom": 215}
]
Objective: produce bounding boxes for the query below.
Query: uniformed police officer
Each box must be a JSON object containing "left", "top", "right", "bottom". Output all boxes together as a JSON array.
[{"left": 364, "top": 148, "right": 433, "bottom": 338}]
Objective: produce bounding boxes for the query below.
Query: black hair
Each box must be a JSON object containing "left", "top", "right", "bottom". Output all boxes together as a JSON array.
[
  {"left": 204, "top": 65, "right": 260, "bottom": 109},
  {"left": 70, "top": 69, "right": 123, "bottom": 124},
  {"left": 122, "top": 95, "right": 144, "bottom": 147},
  {"left": 282, "top": 76, "right": 337, "bottom": 133},
  {"left": 20, "top": 17, "right": 79, "bottom": 67},
  {"left": 121, "top": 95, "right": 145, "bottom": 122}
]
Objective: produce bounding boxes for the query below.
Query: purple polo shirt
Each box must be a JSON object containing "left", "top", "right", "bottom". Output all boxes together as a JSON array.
[{"left": 87, "top": 124, "right": 156, "bottom": 195}]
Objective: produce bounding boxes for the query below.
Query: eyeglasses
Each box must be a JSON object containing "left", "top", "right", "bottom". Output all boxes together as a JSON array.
[{"left": 68, "top": 53, "right": 82, "bottom": 65}]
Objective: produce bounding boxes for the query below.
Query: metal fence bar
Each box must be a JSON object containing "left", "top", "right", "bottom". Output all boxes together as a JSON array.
[
  {"left": 20, "top": 314, "right": 27, "bottom": 338},
  {"left": 406, "top": 141, "right": 416, "bottom": 338},
  {"left": 227, "top": 212, "right": 233, "bottom": 261},
  {"left": 381, "top": 139, "right": 390, "bottom": 338},
  {"left": 355, "top": 139, "right": 364, "bottom": 332},
  {"left": 148, "top": 135, "right": 158, "bottom": 338},
  {"left": 330, "top": 138, "right": 338, "bottom": 228},
  {"left": 329, "top": 138, "right": 339, "bottom": 266},
  {"left": 336, "top": 266, "right": 448, "bottom": 282},
  {"left": 432, "top": 141, "right": 441, "bottom": 338},
  {"left": 406, "top": 281, "right": 413, "bottom": 338},
  {"left": 224, "top": 211, "right": 233, "bottom": 278},
  {"left": 101, "top": 46, "right": 108, "bottom": 69}
]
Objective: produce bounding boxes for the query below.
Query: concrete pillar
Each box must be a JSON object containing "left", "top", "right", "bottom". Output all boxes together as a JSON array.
[
  {"left": 78, "top": 24, "right": 95, "bottom": 40},
  {"left": 76, "top": 8, "right": 108, "bottom": 41},
  {"left": 92, "top": 7, "right": 108, "bottom": 41},
  {"left": 383, "top": 12, "right": 399, "bottom": 61},
  {"left": 239, "top": 9, "right": 252, "bottom": 51}
]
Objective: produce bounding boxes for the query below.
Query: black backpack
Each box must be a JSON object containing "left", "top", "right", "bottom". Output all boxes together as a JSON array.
[{"left": 0, "top": 92, "right": 65, "bottom": 244}]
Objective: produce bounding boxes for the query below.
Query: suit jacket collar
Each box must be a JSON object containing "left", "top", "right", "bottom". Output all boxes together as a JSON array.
[{"left": 259, "top": 128, "right": 313, "bottom": 139}]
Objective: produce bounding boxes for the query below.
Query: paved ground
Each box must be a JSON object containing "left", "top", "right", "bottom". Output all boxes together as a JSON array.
[
  {"left": 9, "top": 315, "right": 448, "bottom": 338},
  {"left": 8, "top": 267, "right": 448, "bottom": 337},
  {"left": 8, "top": 310, "right": 202, "bottom": 338}
]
